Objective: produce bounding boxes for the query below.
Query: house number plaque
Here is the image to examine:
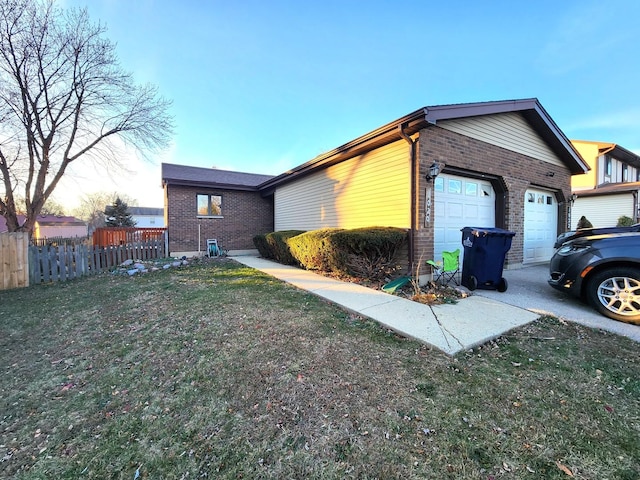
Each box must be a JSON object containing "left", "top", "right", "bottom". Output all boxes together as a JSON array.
[{"left": 425, "top": 187, "right": 432, "bottom": 226}]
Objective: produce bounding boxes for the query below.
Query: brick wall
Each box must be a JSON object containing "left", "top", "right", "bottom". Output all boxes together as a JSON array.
[
  {"left": 415, "top": 126, "right": 572, "bottom": 268},
  {"left": 165, "top": 185, "right": 274, "bottom": 254}
]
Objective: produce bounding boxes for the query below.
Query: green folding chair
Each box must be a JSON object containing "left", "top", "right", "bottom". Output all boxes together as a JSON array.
[{"left": 426, "top": 249, "right": 460, "bottom": 286}]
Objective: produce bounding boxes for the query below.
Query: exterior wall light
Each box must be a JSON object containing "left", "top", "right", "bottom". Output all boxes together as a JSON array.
[{"left": 426, "top": 162, "right": 442, "bottom": 181}]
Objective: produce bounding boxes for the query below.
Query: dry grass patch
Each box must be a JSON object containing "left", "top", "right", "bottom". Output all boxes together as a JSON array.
[{"left": 0, "top": 258, "right": 638, "bottom": 479}]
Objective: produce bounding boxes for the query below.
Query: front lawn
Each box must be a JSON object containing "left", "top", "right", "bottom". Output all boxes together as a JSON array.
[{"left": 1, "top": 259, "right": 638, "bottom": 479}]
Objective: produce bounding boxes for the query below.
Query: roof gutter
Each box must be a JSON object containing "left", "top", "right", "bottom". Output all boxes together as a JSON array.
[
  {"left": 398, "top": 123, "right": 417, "bottom": 275},
  {"left": 258, "top": 108, "right": 428, "bottom": 191}
]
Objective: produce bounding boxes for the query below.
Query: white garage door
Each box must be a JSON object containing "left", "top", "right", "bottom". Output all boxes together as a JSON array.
[
  {"left": 434, "top": 174, "right": 495, "bottom": 262},
  {"left": 523, "top": 188, "right": 558, "bottom": 264}
]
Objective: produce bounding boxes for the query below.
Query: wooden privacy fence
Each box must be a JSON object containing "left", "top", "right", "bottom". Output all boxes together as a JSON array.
[
  {"left": 93, "top": 227, "right": 166, "bottom": 247},
  {"left": 28, "top": 239, "right": 167, "bottom": 285},
  {"left": 0, "top": 232, "right": 30, "bottom": 290}
]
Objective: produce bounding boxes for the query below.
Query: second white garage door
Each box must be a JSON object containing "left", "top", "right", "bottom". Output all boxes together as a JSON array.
[
  {"left": 434, "top": 174, "right": 496, "bottom": 262},
  {"left": 523, "top": 188, "right": 558, "bottom": 264}
]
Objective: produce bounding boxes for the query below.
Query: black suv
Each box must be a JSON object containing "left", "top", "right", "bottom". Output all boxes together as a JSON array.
[{"left": 549, "top": 232, "right": 640, "bottom": 324}]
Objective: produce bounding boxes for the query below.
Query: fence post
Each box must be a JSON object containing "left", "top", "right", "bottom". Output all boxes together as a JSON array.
[{"left": 0, "top": 232, "right": 30, "bottom": 290}]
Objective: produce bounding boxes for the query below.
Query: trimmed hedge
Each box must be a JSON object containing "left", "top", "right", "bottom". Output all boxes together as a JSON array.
[
  {"left": 253, "top": 230, "right": 305, "bottom": 265},
  {"left": 287, "top": 228, "right": 345, "bottom": 272},
  {"left": 256, "top": 227, "right": 408, "bottom": 279},
  {"left": 333, "top": 227, "right": 407, "bottom": 279}
]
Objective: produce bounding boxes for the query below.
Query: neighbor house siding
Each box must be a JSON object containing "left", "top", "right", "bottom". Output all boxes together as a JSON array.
[
  {"left": 274, "top": 140, "right": 411, "bottom": 231},
  {"left": 165, "top": 185, "right": 273, "bottom": 254},
  {"left": 439, "top": 112, "right": 564, "bottom": 167},
  {"left": 572, "top": 194, "right": 634, "bottom": 229},
  {"left": 34, "top": 224, "right": 88, "bottom": 239},
  {"left": 570, "top": 141, "right": 599, "bottom": 190}
]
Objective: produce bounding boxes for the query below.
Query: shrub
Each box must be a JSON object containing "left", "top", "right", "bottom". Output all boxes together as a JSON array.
[
  {"left": 333, "top": 227, "right": 407, "bottom": 279},
  {"left": 287, "top": 226, "right": 407, "bottom": 280},
  {"left": 287, "top": 228, "right": 343, "bottom": 271},
  {"left": 253, "top": 234, "right": 272, "bottom": 259},
  {"left": 617, "top": 215, "right": 635, "bottom": 227},
  {"left": 576, "top": 215, "right": 593, "bottom": 229},
  {"left": 253, "top": 230, "right": 305, "bottom": 264}
]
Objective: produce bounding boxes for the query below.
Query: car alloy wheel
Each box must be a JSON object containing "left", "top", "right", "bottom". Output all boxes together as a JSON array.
[{"left": 587, "top": 267, "right": 640, "bottom": 324}]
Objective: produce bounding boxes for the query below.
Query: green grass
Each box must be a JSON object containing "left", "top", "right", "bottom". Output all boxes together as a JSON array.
[{"left": 1, "top": 258, "right": 639, "bottom": 479}]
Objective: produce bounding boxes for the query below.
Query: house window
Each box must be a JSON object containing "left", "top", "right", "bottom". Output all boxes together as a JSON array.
[
  {"left": 623, "top": 164, "right": 629, "bottom": 182},
  {"left": 448, "top": 179, "right": 462, "bottom": 194},
  {"left": 197, "top": 194, "right": 222, "bottom": 217},
  {"left": 605, "top": 156, "right": 612, "bottom": 177},
  {"left": 465, "top": 182, "right": 478, "bottom": 196}
]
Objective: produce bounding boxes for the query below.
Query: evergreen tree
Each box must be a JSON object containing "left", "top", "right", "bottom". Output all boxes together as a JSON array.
[{"left": 105, "top": 197, "right": 136, "bottom": 227}]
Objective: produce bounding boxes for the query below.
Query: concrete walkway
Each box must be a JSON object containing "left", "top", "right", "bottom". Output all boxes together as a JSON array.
[
  {"left": 231, "top": 256, "right": 539, "bottom": 356},
  {"left": 474, "top": 263, "right": 640, "bottom": 343}
]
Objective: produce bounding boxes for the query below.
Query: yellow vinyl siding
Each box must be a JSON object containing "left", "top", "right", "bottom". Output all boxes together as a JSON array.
[
  {"left": 275, "top": 140, "right": 411, "bottom": 231},
  {"left": 570, "top": 141, "right": 599, "bottom": 190},
  {"left": 439, "top": 112, "right": 564, "bottom": 166}
]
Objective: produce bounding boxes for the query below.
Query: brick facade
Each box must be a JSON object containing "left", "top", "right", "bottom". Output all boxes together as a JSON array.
[
  {"left": 414, "top": 126, "right": 572, "bottom": 270},
  {"left": 164, "top": 185, "right": 274, "bottom": 255}
]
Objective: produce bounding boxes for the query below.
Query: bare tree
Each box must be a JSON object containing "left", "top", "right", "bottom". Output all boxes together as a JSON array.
[
  {"left": 0, "top": 0, "right": 172, "bottom": 234},
  {"left": 73, "top": 190, "right": 137, "bottom": 233}
]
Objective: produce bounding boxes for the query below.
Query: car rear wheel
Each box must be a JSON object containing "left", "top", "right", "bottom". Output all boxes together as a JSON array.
[{"left": 586, "top": 267, "right": 640, "bottom": 324}]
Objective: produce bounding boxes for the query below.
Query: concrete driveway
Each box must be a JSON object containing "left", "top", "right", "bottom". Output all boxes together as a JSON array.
[{"left": 473, "top": 263, "right": 640, "bottom": 343}]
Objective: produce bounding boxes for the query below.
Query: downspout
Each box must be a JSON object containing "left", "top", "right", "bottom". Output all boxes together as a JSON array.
[{"left": 399, "top": 124, "right": 416, "bottom": 275}]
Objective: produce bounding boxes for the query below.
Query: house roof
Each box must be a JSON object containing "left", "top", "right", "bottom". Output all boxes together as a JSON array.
[
  {"left": 162, "top": 163, "right": 275, "bottom": 191},
  {"left": 259, "top": 98, "right": 589, "bottom": 191},
  {"left": 129, "top": 207, "right": 164, "bottom": 216},
  {"left": 575, "top": 181, "right": 640, "bottom": 197},
  {"left": 571, "top": 140, "right": 640, "bottom": 168},
  {"left": 33, "top": 215, "right": 86, "bottom": 227},
  {"left": 0, "top": 214, "right": 85, "bottom": 231}
]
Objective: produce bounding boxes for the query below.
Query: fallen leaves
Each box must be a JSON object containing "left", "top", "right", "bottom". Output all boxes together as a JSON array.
[{"left": 556, "top": 460, "right": 574, "bottom": 476}]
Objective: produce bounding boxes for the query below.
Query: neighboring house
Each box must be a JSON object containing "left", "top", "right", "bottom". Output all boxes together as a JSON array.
[
  {"left": 164, "top": 98, "right": 589, "bottom": 270},
  {"left": 129, "top": 207, "right": 165, "bottom": 228},
  {"left": 0, "top": 214, "right": 88, "bottom": 239},
  {"left": 570, "top": 140, "right": 640, "bottom": 228},
  {"left": 162, "top": 164, "right": 275, "bottom": 256}
]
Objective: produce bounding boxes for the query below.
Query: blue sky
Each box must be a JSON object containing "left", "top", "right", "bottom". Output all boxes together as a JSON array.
[{"left": 57, "top": 0, "right": 640, "bottom": 209}]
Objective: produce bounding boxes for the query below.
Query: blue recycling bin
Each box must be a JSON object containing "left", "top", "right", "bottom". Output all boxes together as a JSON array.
[{"left": 460, "top": 227, "right": 515, "bottom": 292}]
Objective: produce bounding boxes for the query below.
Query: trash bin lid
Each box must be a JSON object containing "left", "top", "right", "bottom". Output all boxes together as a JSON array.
[{"left": 461, "top": 227, "right": 516, "bottom": 237}]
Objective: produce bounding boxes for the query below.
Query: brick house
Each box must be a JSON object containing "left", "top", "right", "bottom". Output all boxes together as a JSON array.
[
  {"left": 163, "top": 98, "right": 589, "bottom": 271},
  {"left": 162, "top": 163, "right": 274, "bottom": 256}
]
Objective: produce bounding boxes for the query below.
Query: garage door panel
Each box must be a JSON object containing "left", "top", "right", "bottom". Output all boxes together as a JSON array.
[
  {"left": 444, "top": 226, "right": 462, "bottom": 244},
  {"left": 434, "top": 174, "right": 495, "bottom": 261},
  {"left": 464, "top": 204, "right": 479, "bottom": 219},
  {"left": 524, "top": 188, "right": 557, "bottom": 264},
  {"left": 447, "top": 202, "right": 464, "bottom": 219}
]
